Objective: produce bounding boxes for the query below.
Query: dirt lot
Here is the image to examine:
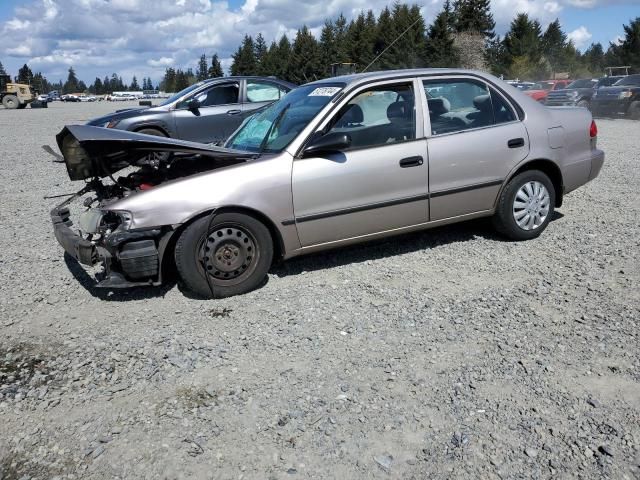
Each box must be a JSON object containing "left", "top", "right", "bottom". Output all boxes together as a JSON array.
[{"left": 0, "top": 101, "right": 639, "bottom": 479}]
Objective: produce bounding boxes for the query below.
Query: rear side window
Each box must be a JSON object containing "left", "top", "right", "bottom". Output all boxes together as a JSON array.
[
  {"left": 423, "top": 79, "right": 516, "bottom": 135},
  {"left": 246, "top": 81, "right": 288, "bottom": 102},
  {"left": 178, "top": 82, "right": 239, "bottom": 108}
]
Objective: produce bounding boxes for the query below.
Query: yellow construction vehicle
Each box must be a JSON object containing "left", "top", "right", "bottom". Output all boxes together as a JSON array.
[{"left": 1, "top": 74, "right": 36, "bottom": 109}]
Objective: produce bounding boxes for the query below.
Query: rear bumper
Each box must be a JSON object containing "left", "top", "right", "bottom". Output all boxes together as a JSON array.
[{"left": 589, "top": 149, "right": 605, "bottom": 181}]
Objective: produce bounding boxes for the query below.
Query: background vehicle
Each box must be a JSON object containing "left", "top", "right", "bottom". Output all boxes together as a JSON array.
[
  {"left": 545, "top": 77, "right": 624, "bottom": 109},
  {"left": 86, "top": 76, "right": 296, "bottom": 145},
  {"left": 61, "top": 94, "right": 81, "bottom": 102},
  {"left": 51, "top": 69, "right": 603, "bottom": 298},
  {"left": 591, "top": 74, "right": 640, "bottom": 119},
  {"left": 524, "top": 79, "right": 572, "bottom": 102},
  {"left": 0, "top": 74, "right": 36, "bottom": 109}
]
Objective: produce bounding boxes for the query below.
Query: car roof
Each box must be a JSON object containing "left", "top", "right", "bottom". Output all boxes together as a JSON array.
[
  {"left": 305, "top": 68, "right": 495, "bottom": 88},
  {"left": 202, "top": 76, "right": 296, "bottom": 87}
]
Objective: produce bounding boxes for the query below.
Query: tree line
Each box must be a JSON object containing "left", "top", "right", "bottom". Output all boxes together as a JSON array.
[{"left": 2, "top": 0, "right": 639, "bottom": 94}]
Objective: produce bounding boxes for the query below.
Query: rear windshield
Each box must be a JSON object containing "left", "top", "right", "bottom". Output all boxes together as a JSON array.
[
  {"left": 567, "top": 79, "right": 595, "bottom": 89},
  {"left": 613, "top": 75, "right": 640, "bottom": 86}
]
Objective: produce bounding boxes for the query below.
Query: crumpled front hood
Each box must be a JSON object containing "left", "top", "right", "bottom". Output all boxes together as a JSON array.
[{"left": 56, "top": 124, "right": 255, "bottom": 181}]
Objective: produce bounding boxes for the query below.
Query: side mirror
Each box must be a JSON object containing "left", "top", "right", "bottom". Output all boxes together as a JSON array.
[
  {"left": 186, "top": 98, "right": 200, "bottom": 112},
  {"left": 303, "top": 132, "right": 351, "bottom": 156}
]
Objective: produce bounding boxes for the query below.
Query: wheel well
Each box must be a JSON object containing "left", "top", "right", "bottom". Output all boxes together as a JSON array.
[
  {"left": 510, "top": 159, "right": 564, "bottom": 207},
  {"left": 134, "top": 125, "right": 169, "bottom": 137},
  {"left": 160, "top": 207, "right": 285, "bottom": 280}
]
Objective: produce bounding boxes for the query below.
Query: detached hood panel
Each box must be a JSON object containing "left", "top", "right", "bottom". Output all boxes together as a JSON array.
[{"left": 56, "top": 125, "right": 255, "bottom": 181}]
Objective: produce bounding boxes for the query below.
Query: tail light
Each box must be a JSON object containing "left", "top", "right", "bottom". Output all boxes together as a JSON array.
[{"left": 589, "top": 120, "right": 598, "bottom": 138}]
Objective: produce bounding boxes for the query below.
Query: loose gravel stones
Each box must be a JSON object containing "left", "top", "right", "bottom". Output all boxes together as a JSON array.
[{"left": 0, "top": 102, "right": 638, "bottom": 479}]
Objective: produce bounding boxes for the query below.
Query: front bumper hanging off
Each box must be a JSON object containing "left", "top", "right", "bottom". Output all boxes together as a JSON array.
[{"left": 50, "top": 204, "right": 167, "bottom": 288}]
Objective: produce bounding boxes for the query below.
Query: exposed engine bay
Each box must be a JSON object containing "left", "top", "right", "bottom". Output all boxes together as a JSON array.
[{"left": 48, "top": 124, "right": 256, "bottom": 288}]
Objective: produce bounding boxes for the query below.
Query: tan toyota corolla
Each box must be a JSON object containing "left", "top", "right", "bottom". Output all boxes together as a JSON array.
[{"left": 51, "top": 69, "right": 604, "bottom": 298}]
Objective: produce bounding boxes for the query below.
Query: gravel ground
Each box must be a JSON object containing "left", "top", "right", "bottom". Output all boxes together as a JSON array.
[{"left": 0, "top": 101, "right": 639, "bottom": 479}]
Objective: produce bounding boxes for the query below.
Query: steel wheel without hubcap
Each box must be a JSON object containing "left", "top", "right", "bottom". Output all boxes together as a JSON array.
[
  {"left": 200, "top": 224, "right": 258, "bottom": 286},
  {"left": 513, "top": 181, "right": 550, "bottom": 231}
]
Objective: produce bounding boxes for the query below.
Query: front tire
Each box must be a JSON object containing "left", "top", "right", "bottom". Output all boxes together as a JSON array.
[
  {"left": 175, "top": 212, "right": 274, "bottom": 298},
  {"left": 492, "top": 170, "right": 555, "bottom": 240},
  {"left": 2, "top": 95, "right": 19, "bottom": 109}
]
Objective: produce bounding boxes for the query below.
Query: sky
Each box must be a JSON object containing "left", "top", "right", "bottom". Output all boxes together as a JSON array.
[{"left": 0, "top": 0, "right": 638, "bottom": 85}]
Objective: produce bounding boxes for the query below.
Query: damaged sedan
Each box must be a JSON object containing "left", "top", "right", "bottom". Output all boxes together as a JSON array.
[{"left": 50, "top": 69, "right": 604, "bottom": 298}]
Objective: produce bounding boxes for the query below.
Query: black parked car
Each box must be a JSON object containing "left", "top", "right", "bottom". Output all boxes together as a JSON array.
[
  {"left": 545, "top": 76, "right": 624, "bottom": 109},
  {"left": 87, "top": 76, "right": 296, "bottom": 144},
  {"left": 590, "top": 74, "right": 640, "bottom": 119}
]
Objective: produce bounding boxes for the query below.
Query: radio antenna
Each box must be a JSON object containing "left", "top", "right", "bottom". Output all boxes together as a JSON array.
[{"left": 361, "top": 16, "right": 424, "bottom": 73}]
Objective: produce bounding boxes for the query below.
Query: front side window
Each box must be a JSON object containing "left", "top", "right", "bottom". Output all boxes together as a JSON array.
[
  {"left": 323, "top": 83, "right": 416, "bottom": 149},
  {"left": 246, "top": 81, "right": 288, "bottom": 102},
  {"left": 423, "top": 79, "right": 516, "bottom": 135},
  {"left": 178, "top": 83, "right": 239, "bottom": 108}
]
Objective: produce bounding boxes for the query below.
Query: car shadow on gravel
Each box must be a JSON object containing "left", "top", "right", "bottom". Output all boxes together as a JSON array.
[
  {"left": 64, "top": 253, "right": 175, "bottom": 301},
  {"left": 271, "top": 212, "right": 564, "bottom": 278}
]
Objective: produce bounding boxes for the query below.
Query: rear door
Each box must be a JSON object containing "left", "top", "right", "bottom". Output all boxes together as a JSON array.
[
  {"left": 422, "top": 76, "right": 529, "bottom": 221},
  {"left": 173, "top": 81, "right": 242, "bottom": 143}
]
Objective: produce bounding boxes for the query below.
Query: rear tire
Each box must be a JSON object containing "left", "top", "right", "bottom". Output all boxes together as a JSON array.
[
  {"left": 492, "top": 170, "right": 555, "bottom": 241},
  {"left": 629, "top": 101, "right": 640, "bottom": 120},
  {"left": 175, "top": 212, "right": 274, "bottom": 298},
  {"left": 2, "top": 95, "right": 19, "bottom": 109},
  {"left": 136, "top": 128, "right": 171, "bottom": 163}
]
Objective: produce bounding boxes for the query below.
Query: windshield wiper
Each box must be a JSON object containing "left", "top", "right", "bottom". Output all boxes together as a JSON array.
[{"left": 258, "top": 103, "right": 290, "bottom": 154}]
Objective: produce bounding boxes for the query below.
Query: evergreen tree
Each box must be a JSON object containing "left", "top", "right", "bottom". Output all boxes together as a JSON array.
[
  {"left": 63, "top": 66, "right": 79, "bottom": 93},
  {"left": 611, "top": 17, "right": 640, "bottom": 71},
  {"left": 208, "top": 54, "right": 224, "bottom": 78},
  {"left": 254, "top": 33, "right": 268, "bottom": 74},
  {"left": 320, "top": 20, "right": 337, "bottom": 77},
  {"left": 16, "top": 64, "right": 34, "bottom": 84},
  {"left": 346, "top": 12, "right": 376, "bottom": 72},
  {"left": 103, "top": 75, "right": 110, "bottom": 92},
  {"left": 196, "top": 54, "right": 208, "bottom": 81},
  {"left": 289, "top": 26, "right": 322, "bottom": 83},
  {"left": 231, "top": 35, "right": 257, "bottom": 75},
  {"left": 584, "top": 43, "right": 605, "bottom": 75},
  {"left": 424, "top": 3, "right": 459, "bottom": 67},
  {"left": 374, "top": 7, "right": 396, "bottom": 69},
  {"left": 0, "top": 61, "right": 7, "bottom": 75},
  {"left": 274, "top": 35, "right": 292, "bottom": 80},
  {"left": 542, "top": 19, "right": 569, "bottom": 75},
  {"left": 91, "top": 77, "right": 103, "bottom": 94},
  {"left": 261, "top": 41, "right": 280, "bottom": 77},
  {"left": 130, "top": 75, "right": 139, "bottom": 90},
  {"left": 453, "top": 0, "right": 495, "bottom": 38},
  {"left": 77, "top": 80, "right": 87, "bottom": 92}
]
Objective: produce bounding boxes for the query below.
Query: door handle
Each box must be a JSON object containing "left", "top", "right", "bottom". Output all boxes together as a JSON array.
[
  {"left": 226, "top": 109, "right": 241, "bottom": 115},
  {"left": 508, "top": 138, "right": 525, "bottom": 148},
  {"left": 399, "top": 156, "right": 424, "bottom": 168}
]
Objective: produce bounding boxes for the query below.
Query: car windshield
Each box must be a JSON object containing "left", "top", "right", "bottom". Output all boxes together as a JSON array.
[
  {"left": 159, "top": 81, "right": 208, "bottom": 106},
  {"left": 567, "top": 79, "right": 595, "bottom": 89},
  {"left": 226, "top": 83, "right": 345, "bottom": 153},
  {"left": 613, "top": 75, "right": 640, "bottom": 86}
]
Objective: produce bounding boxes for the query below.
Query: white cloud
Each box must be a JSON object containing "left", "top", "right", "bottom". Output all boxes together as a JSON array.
[
  {"left": 0, "top": 0, "right": 635, "bottom": 83},
  {"left": 568, "top": 25, "right": 593, "bottom": 48}
]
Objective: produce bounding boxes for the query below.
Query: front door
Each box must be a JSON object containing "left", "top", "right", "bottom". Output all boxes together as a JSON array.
[
  {"left": 173, "top": 81, "right": 242, "bottom": 143},
  {"left": 292, "top": 80, "right": 429, "bottom": 247},
  {"left": 422, "top": 77, "right": 530, "bottom": 221}
]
